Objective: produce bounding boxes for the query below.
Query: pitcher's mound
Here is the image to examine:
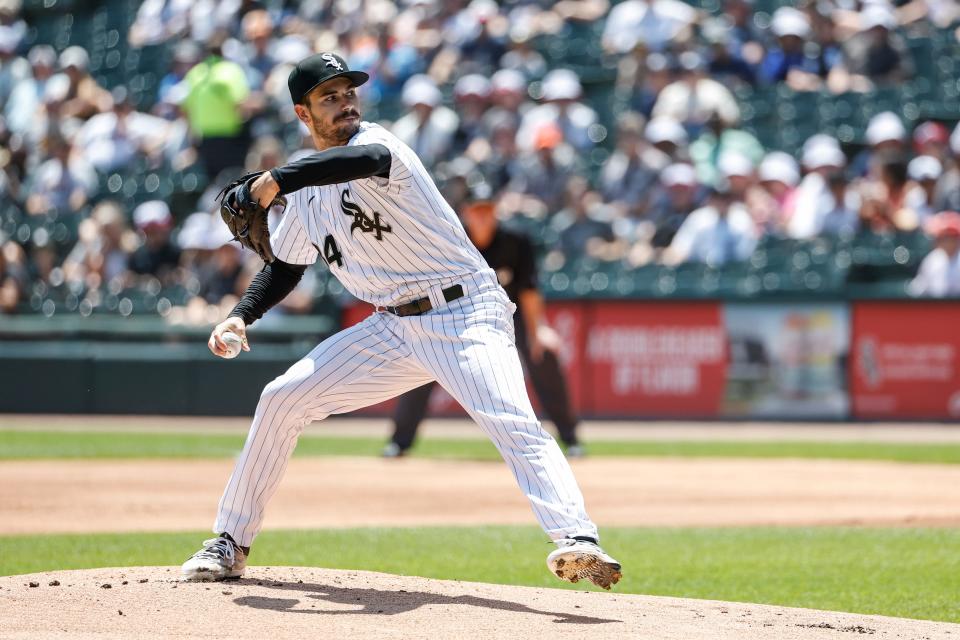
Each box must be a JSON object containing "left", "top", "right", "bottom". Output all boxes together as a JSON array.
[{"left": 1, "top": 567, "right": 955, "bottom": 640}]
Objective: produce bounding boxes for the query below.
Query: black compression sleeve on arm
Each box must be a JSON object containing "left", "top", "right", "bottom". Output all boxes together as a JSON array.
[
  {"left": 269, "top": 143, "right": 392, "bottom": 194},
  {"left": 229, "top": 259, "right": 308, "bottom": 326}
]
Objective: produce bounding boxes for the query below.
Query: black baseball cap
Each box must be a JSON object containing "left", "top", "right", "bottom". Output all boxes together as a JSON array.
[{"left": 288, "top": 53, "right": 369, "bottom": 104}]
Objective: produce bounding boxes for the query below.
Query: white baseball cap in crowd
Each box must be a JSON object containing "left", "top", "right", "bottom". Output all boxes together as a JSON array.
[
  {"left": 758, "top": 151, "right": 801, "bottom": 186},
  {"left": 133, "top": 200, "right": 173, "bottom": 230},
  {"left": 865, "top": 111, "right": 906, "bottom": 146},
  {"left": 645, "top": 117, "right": 688, "bottom": 146},
  {"left": 541, "top": 69, "right": 582, "bottom": 101},
  {"left": 771, "top": 7, "right": 811, "bottom": 39},
  {"left": 274, "top": 35, "right": 313, "bottom": 66},
  {"left": 454, "top": 74, "right": 492, "bottom": 99},
  {"left": 661, "top": 163, "right": 698, "bottom": 187},
  {"left": 58, "top": 46, "right": 90, "bottom": 71},
  {"left": 491, "top": 68, "right": 526, "bottom": 94},
  {"left": 177, "top": 212, "right": 213, "bottom": 250},
  {"left": 402, "top": 74, "right": 442, "bottom": 107},
  {"left": 907, "top": 155, "right": 943, "bottom": 182},
  {"left": 27, "top": 44, "right": 56, "bottom": 68},
  {"left": 802, "top": 134, "right": 846, "bottom": 169},
  {"left": 860, "top": 4, "right": 897, "bottom": 31},
  {"left": 718, "top": 151, "right": 754, "bottom": 178}
]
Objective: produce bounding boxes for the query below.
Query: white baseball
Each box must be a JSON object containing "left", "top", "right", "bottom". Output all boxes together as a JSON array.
[{"left": 221, "top": 331, "right": 244, "bottom": 359}]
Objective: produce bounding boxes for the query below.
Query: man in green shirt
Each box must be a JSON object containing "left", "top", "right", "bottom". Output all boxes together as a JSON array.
[{"left": 178, "top": 37, "right": 251, "bottom": 179}]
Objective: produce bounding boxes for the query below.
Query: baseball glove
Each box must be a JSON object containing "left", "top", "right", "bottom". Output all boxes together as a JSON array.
[{"left": 217, "top": 172, "right": 286, "bottom": 264}]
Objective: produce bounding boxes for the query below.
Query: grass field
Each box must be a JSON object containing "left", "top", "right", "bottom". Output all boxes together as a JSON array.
[
  {"left": 4, "top": 429, "right": 960, "bottom": 463},
  {"left": 1, "top": 526, "right": 958, "bottom": 623}
]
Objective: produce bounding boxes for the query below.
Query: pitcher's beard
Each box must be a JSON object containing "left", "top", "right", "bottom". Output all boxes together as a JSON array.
[{"left": 318, "top": 119, "right": 361, "bottom": 146}]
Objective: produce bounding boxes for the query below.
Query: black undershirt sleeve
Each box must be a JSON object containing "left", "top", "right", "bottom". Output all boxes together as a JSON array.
[
  {"left": 229, "top": 259, "right": 308, "bottom": 326},
  {"left": 269, "top": 143, "right": 392, "bottom": 195}
]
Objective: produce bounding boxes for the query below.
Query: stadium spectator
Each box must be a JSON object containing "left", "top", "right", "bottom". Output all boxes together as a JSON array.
[
  {"left": 499, "top": 28, "right": 547, "bottom": 80},
  {"left": 351, "top": 27, "right": 421, "bottom": 104},
  {"left": 905, "top": 155, "right": 943, "bottom": 223},
  {"left": 618, "top": 51, "right": 675, "bottom": 119},
  {"left": 178, "top": 34, "right": 251, "bottom": 178},
  {"left": 128, "top": 0, "right": 239, "bottom": 48},
  {"left": 909, "top": 212, "right": 960, "bottom": 297},
  {"left": 5, "top": 45, "right": 56, "bottom": 140},
  {"left": 828, "top": 4, "right": 913, "bottom": 93},
  {"left": 663, "top": 179, "right": 757, "bottom": 266},
  {"left": 156, "top": 40, "right": 202, "bottom": 119},
  {"left": 600, "top": 112, "right": 659, "bottom": 218},
  {"left": 852, "top": 111, "right": 908, "bottom": 178},
  {"left": 230, "top": 10, "right": 279, "bottom": 91},
  {"left": 644, "top": 116, "right": 687, "bottom": 164},
  {"left": 702, "top": 17, "right": 755, "bottom": 87},
  {"left": 74, "top": 87, "right": 173, "bottom": 173},
  {"left": 912, "top": 121, "right": 951, "bottom": 163},
  {"left": 129, "top": 200, "right": 181, "bottom": 284},
  {"left": 551, "top": 176, "right": 619, "bottom": 259},
  {"left": 759, "top": 7, "right": 829, "bottom": 90},
  {"left": 861, "top": 152, "right": 921, "bottom": 233},
  {"left": 46, "top": 46, "right": 112, "bottom": 125},
  {"left": 0, "top": 27, "right": 26, "bottom": 110},
  {"left": 486, "top": 68, "right": 527, "bottom": 124},
  {"left": 749, "top": 151, "right": 801, "bottom": 234},
  {"left": 689, "top": 109, "right": 763, "bottom": 188},
  {"left": 452, "top": 73, "right": 493, "bottom": 153},
  {"left": 508, "top": 122, "right": 579, "bottom": 214},
  {"left": 788, "top": 135, "right": 854, "bottom": 239},
  {"left": 646, "top": 162, "right": 702, "bottom": 248},
  {"left": 445, "top": 0, "right": 507, "bottom": 76},
  {"left": 63, "top": 200, "right": 136, "bottom": 290},
  {"left": 651, "top": 51, "right": 740, "bottom": 134},
  {"left": 720, "top": 0, "right": 764, "bottom": 59},
  {"left": 517, "top": 69, "right": 599, "bottom": 153},
  {"left": 601, "top": 0, "right": 697, "bottom": 54},
  {"left": 392, "top": 75, "right": 459, "bottom": 168},
  {"left": 717, "top": 151, "right": 755, "bottom": 202},
  {"left": 24, "top": 132, "right": 96, "bottom": 217}
]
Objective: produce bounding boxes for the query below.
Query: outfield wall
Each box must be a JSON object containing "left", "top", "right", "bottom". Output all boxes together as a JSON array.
[
  {"left": 2, "top": 301, "right": 958, "bottom": 419},
  {"left": 343, "top": 300, "right": 960, "bottom": 421}
]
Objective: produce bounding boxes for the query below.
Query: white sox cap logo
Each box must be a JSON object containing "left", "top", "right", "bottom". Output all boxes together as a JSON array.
[{"left": 321, "top": 53, "right": 344, "bottom": 71}]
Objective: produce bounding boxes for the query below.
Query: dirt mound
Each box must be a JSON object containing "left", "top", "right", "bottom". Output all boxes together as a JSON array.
[{"left": 1, "top": 567, "right": 956, "bottom": 640}]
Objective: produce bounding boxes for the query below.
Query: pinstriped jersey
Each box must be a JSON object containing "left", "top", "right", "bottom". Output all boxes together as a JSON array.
[{"left": 269, "top": 122, "right": 490, "bottom": 307}]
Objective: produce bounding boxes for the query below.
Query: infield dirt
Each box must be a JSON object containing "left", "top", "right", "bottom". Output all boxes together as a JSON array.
[
  {"left": 3, "top": 566, "right": 958, "bottom": 640},
  {"left": 3, "top": 456, "right": 960, "bottom": 535}
]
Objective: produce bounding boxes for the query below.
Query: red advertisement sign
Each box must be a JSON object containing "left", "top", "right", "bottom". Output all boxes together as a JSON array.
[
  {"left": 585, "top": 302, "right": 726, "bottom": 416},
  {"left": 851, "top": 302, "right": 960, "bottom": 419}
]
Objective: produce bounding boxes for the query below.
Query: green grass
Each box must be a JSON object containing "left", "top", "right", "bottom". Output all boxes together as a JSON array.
[
  {"left": 3, "top": 429, "right": 960, "bottom": 464},
  {"left": 1, "top": 527, "right": 958, "bottom": 623}
]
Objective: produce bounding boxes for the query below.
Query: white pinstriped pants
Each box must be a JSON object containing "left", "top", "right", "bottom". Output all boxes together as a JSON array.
[{"left": 213, "top": 273, "right": 599, "bottom": 547}]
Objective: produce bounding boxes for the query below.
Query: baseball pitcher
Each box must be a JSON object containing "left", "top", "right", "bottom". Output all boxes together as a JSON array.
[{"left": 180, "top": 53, "right": 621, "bottom": 590}]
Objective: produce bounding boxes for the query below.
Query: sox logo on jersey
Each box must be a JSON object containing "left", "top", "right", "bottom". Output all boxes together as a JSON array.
[
  {"left": 340, "top": 189, "right": 392, "bottom": 240},
  {"left": 211, "top": 122, "right": 600, "bottom": 551}
]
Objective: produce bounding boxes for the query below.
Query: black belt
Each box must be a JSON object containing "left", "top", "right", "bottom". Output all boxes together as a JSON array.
[{"left": 380, "top": 284, "right": 465, "bottom": 317}]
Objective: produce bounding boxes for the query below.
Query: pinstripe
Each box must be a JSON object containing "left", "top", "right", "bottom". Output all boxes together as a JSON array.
[
  {"left": 239, "top": 344, "right": 408, "bottom": 537},
  {"left": 449, "top": 299, "right": 553, "bottom": 529},
  {"left": 462, "top": 298, "right": 564, "bottom": 532},
  {"left": 221, "top": 324, "right": 380, "bottom": 534}
]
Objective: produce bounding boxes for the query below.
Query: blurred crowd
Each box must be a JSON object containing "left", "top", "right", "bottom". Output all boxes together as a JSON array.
[{"left": 2, "top": 0, "right": 960, "bottom": 320}]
